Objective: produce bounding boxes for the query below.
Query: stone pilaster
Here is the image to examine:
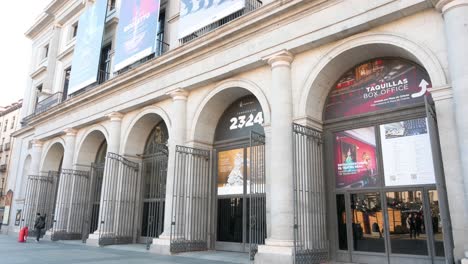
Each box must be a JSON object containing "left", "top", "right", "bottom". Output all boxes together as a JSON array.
[
  {"left": 152, "top": 88, "right": 188, "bottom": 254},
  {"left": 436, "top": 1, "right": 468, "bottom": 261},
  {"left": 256, "top": 50, "right": 295, "bottom": 264}
]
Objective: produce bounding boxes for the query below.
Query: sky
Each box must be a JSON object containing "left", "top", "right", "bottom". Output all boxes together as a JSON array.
[{"left": 0, "top": 0, "right": 51, "bottom": 107}]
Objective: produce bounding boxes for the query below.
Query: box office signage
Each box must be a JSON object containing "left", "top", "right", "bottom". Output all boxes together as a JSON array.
[
  {"left": 114, "top": 0, "right": 161, "bottom": 72},
  {"left": 324, "top": 58, "right": 432, "bottom": 120},
  {"left": 178, "top": 0, "right": 245, "bottom": 38},
  {"left": 68, "top": 0, "right": 107, "bottom": 95}
]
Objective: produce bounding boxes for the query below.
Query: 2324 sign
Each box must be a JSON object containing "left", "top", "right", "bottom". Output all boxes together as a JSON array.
[{"left": 229, "top": 112, "right": 264, "bottom": 130}]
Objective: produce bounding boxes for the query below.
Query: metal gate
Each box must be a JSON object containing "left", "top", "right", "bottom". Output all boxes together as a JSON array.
[
  {"left": 82, "top": 162, "right": 105, "bottom": 242},
  {"left": 292, "top": 123, "right": 328, "bottom": 263},
  {"left": 21, "top": 171, "right": 60, "bottom": 236},
  {"left": 98, "top": 152, "right": 139, "bottom": 245},
  {"left": 249, "top": 131, "right": 266, "bottom": 260},
  {"left": 170, "top": 145, "right": 211, "bottom": 253},
  {"left": 52, "top": 169, "right": 90, "bottom": 240},
  {"left": 142, "top": 143, "right": 168, "bottom": 249}
]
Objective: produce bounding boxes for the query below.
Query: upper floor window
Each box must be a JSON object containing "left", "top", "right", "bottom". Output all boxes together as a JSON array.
[
  {"left": 108, "top": 0, "right": 116, "bottom": 11},
  {"left": 10, "top": 116, "right": 15, "bottom": 129},
  {"left": 71, "top": 22, "right": 79, "bottom": 39},
  {"left": 63, "top": 67, "right": 71, "bottom": 101},
  {"left": 43, "top": 44, "right": 49, "bottom": 59},
  {"left": 3, "top": 120, "right": 7, "bottom": 132}
]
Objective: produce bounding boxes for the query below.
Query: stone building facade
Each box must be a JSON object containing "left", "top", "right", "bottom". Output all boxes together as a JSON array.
[{"left": 5, "top": 0, "right": 468, "bottom": 263}]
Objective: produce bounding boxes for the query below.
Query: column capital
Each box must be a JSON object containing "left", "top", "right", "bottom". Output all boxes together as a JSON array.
[
  {"left": 436, "top": 0, "right": 468, "bottom": 13},
  {"left": 264, "top": 50, "right": 294, "bottom": 68},
  {"left": 429, "top": 85, "right": 453, "bottom": 101},
  {"left": 31, "top": 139, "right": 44, "bottom": 148},
  {"left": 167, "top": 88, "right": 189, "bottom": 101},
  {"left": 63, "top": 128, "right": 78, "bottom": 136},
  {"left": 106, "top": 112, "right": 124, "bottom": 121}
]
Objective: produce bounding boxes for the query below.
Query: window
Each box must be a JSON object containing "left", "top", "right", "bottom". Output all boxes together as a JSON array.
[
  {"left": 3, "top": 120, "right": 7, "bottom": 132},
  {"left": 98, "top": 44, "right": 112, "bottom": 83},
  {"left": 108, "top": 0, "right": 116, "bottom": 11},
  {"left": 10, "top": 116, "right": 15, "bottom": 129},
  {"left": 71, "top": 22, "right": 78, "bottom": 39},
  {"left": 43, "top": 44, "right": 49, "bottom": 59},
  {"left": 63, "top": 67, "right": 71, "bottom": 100}
]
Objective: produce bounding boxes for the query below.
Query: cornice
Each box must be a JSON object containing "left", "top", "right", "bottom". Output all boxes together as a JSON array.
[
  {"left": 30, "top": 65, "right": 47, "bottom": 79},
  {"left": 429, "top": 85, "right": 453, "bottom": 101},
  {"left": 436, "top": 0, "right": 468, "bottom": 12}
]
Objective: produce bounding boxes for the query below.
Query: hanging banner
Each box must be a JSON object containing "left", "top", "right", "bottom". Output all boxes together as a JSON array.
[
  {"left": 68, "top": 0, "right": 108, "bottom": 95},
  {"left": 334, "top": 127, "right": 379, "bottom": 189},
  {"left": 178, "top": 0, "right": 245, "bottom": 38},
  {"left": 380, "top": 118, "right": 436, "bottom": 186},
  {"left": 2, "top": 190, "right": 13, "bottom": 225},
  {"left": 114, "top": 0, "right": 161, "bottom": 72},
  {"left": 324, "top": 58, "right": 432, "bottom": 120}
]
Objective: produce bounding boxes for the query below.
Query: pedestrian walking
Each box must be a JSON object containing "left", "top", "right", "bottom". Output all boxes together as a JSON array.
[{"left": 34, "top": 213, "right": 46, "bottom": 242}]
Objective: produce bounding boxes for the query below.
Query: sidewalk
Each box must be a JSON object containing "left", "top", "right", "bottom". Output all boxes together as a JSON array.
[{"left": 0, "top": 234, "right": 249, "bottom": 264}]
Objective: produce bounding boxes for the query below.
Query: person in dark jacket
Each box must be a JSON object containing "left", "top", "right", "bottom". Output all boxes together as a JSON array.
[{"left": 34, "top": 213, "right": 46, "bottom": 242}]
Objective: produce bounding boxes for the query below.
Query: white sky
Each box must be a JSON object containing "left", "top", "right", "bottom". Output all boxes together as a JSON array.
[{"left": 0, "top": 0, "right": 51, "bottom": 107}]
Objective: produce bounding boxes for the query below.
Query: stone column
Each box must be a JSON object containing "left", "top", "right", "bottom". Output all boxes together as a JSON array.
[
  {"left": 256, "top": 50, "right": 295, "bottom": 264},
  {"left": 436, "top": 0, "right": 468, "bottom": 261},
  {"left": 152, "top": 88, "right": 188, "bottom": 254},
  {"left": 30, "top": 140, "right": 44, "bottom": 176},
  {"left": 87, "top": 112, "right": 123, "bottom": 246},
  {"left": 52, "top": 128, "right": 77, "bottom": 238}
]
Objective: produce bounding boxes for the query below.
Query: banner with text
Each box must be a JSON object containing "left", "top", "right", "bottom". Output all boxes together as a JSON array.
[
  {"left": 114, "top": 0, "right": 160, "bottom": 72},
  {"left": 178, "top": 0, "right": 245, "bottom": 38},
  {"left": 324, "top": 58, "right": 432, "bottom": 120},
  {"left": 68, "top": 0, "right": 107, "bottom": 95}
]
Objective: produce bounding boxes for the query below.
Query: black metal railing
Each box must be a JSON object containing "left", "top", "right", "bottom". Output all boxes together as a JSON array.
[
  {"left": 180, "top": 0, "right": 263, "bottom": 44},
  {"left": 98, "top": 69, "right": 111, "bottom": 84},
  {"left": 35, "top": 92, "right": 63, "bottom": 115}
]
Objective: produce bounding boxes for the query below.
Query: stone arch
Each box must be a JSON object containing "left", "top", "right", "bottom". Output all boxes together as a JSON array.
[
  {"left": 122, "top": 106, "right": 171, "bottom": 157},
  {"left": 190, "top": 78, "right": 271, "bottom": 145},
  {"left": 40, "top": 140, "right": 65, "bottom": 173},
  {"left": 75, "top": 125, "right": 109, "bottom": 168},
  {"left": 297, "top": 32, "right": 448, "bottom": 122},
  {"left": 19, "top": 155, "right": 32, "bottom": 198}
]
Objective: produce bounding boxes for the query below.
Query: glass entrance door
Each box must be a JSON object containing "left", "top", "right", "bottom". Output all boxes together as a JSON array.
[{"left": 216, "top": 148, "right": 249, "bottom": 252}]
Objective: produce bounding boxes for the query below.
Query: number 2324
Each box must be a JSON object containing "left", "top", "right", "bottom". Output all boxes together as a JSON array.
[{"left": 229, "top": 112, "right": 264, "bottom": 130}]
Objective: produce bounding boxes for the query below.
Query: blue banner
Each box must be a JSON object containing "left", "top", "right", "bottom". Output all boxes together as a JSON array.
[
  {"left": 68, "top": 0, "right": 107, "bottom": 95},
  {"left": 114, "top": 0, "right": 160, "bottom": 72}
]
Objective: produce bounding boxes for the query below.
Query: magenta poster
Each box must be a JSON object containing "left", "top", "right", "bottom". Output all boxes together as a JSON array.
[
  {"left": 324, "top": 58, "right": 432, "bottom": 120},
  {"left": 334, "top": 127, "right": 379, "bottom": 189}
]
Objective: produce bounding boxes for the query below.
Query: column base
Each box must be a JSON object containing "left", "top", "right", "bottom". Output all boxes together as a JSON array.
[
  {"left": 462, "top": 251, "right": 468, "bottom": 264},
  {"left": 254, "top": 239, "right": 294, "bottom": 264},
  {"left": 150, "top": 234, "right": 172, "bottom": 255},
  {"left": 50, "top": 230, "right": 82, "bottom": 241},
  {"left": 86, "top": 233, "right": 101, "bottom": 247}
]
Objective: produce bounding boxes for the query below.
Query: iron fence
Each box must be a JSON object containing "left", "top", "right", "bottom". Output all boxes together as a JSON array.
[
  {"left": 170, "top": 146, "right": 211, "bottom": 253},
  {"left": 249, "top": 131, "right": 266, "bottom": 260},
  {"left": 21, "top": 171, "right": 60, "bottom": 236},
  {"left": 292, "top": 123, "right": 328, "bottom": 264},
  {"left": 98, "top": 153, "right": 139, "bottom": 245},
  {"left": 82, "top": 162, "right": 105, "bottom": 242}
]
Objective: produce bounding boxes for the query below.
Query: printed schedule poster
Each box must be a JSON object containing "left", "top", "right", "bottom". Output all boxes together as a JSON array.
[{"left": 380, "top": 118, "right": 436, "bottom": 186}]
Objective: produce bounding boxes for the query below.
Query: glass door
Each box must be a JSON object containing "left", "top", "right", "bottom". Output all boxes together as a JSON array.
[{"left": 215, "top": 147, "right": 249, "bottom": 252}]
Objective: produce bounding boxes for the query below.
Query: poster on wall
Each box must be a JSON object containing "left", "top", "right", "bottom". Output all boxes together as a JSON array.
[
  {"left": 218, "top": 148, "right": 247, "bottom": 195},
  {"left": 178, "top": 0, "right": 245, "bottom": 38},
  {"left": 114, "top": 0, "right": 161, "bottom": 72},
  {"left": 2, "top": 190, "right": 13, "bottom": 225},
  {"left": 380, "top": 118, "right": 436, "bottom": 186},
  {"left": 324, "top": 58, "right": 432, "bottom": 120},
  {"left": 68, "top": 0, "right": 108, "bottom": 95},
  {"left": 334, "top": 127, "right": 379, "bottom": 189}
]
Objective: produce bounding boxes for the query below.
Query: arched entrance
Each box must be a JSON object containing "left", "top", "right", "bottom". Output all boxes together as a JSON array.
[
  {"left": 213, "top": 95, "right": 265, "bottom": 254},
  {"left": 123, "top": 113, "right": 169, "bottom": 247},
  {"left": 318, "top": 57, "right": 452, "bottom": 264},
  {"left": 22, "top": 142, "right": 63, "bottom": 235}
]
